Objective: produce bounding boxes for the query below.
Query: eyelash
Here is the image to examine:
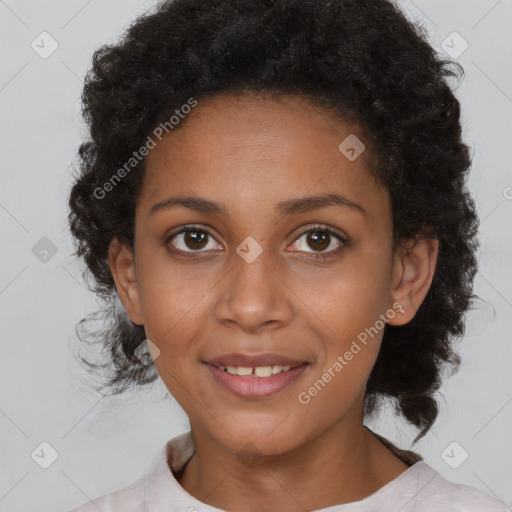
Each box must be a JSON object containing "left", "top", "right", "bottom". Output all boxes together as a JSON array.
[{"left": 165, "top": 223, "right": 349, "bottom": 260}]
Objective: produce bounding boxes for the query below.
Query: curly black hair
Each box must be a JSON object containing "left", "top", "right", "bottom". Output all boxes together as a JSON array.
[{"left": 67, "top": 0, "right": 479, "bottom": 443}]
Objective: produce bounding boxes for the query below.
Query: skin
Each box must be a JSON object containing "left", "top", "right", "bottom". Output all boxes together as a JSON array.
[{"left": 109, "top": 92, "right": 438, "bottom": 511}]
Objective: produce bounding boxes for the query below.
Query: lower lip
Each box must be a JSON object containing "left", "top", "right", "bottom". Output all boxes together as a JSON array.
[{"left": 204, "top": 363, "right": 308, "bottom": 399}]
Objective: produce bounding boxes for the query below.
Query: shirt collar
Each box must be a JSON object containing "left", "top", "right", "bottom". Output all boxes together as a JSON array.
[{"left": 145, "top": 430, "right": 225, "bottom": 511}]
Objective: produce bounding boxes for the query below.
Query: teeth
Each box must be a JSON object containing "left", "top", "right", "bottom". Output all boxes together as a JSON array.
[
  {"left": 254, "top": 366, "right": 273, "bottom": 377},
  {"left": 236, "top": 366, "right": 253, "bottom": 376},
  {"left": 218, "top": 364, "right": 296, "bottom": 377}
]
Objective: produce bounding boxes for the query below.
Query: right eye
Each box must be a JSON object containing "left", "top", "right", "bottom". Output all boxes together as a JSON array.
[{"left": 165, "top": 225, "right": 222, "bottom": 254}]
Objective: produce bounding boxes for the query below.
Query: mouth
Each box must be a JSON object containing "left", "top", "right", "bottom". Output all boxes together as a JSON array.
[{"left": 202, "top": 353, "right": 310, "bottom": 399}]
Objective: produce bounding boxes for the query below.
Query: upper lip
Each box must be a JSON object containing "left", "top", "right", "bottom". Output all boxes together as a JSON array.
[{"left": 204, "top": 353, "right": 308, "bottom": 368}]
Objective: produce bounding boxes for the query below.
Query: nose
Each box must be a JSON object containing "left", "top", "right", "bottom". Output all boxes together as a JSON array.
[{"left": 212, "top": 243, "right": 295, "bottom": 334}]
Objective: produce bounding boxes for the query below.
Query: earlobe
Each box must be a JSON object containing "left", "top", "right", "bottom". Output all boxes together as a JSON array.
[
  {"left": 108, "top": 237, "right": 144, "bottom": 326},
  {"left": 387, "top": 236, "right": 439, "bottom": 326}
]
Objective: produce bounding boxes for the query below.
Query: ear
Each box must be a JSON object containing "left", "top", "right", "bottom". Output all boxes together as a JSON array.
[
  {"left": 108, "top": 237, "right": 144, "bottom": 326},
  {"left": 387, "top": 236, "right": 439, "bottom": 326}
]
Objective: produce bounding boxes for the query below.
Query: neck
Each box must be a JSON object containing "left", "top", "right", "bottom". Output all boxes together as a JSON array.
[{"left": 176, "top": 418, "right": 409, "bottom": 511}]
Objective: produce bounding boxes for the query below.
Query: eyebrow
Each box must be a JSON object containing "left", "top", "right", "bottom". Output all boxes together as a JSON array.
[{"left": 149, "top": 192, "right": 366, "bottom": 217}]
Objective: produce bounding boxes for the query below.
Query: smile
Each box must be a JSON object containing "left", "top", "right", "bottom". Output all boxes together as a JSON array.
[{"left": 204, "top": 362, "right": 309, "bottom": 399}]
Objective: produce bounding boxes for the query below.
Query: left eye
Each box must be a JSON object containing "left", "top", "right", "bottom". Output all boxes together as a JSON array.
[{"left": 290, "top": 226, "right": 347, "bottom": 256}]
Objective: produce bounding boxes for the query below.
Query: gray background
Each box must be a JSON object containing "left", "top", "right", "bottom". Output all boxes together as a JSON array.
[{"left": 1, "top": 0, "right": 511, "bottom": 510}]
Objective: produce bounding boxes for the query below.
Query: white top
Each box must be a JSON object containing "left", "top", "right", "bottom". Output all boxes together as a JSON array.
[{"left": 69, "top": 431, "right": 510, "bottom": 512}]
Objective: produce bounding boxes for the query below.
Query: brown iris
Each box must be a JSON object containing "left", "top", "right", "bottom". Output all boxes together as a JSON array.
[
  {"left": 307, "top": 230, "right": 330, "bottom": 251},
  {"left": 184, "top": 230, "right": 208, "bottom": 250}
]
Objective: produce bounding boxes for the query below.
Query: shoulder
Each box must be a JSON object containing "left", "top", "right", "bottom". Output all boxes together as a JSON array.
[
  {"left": 67, "top": 431, "right": 193, "bottom": 512},
  {"left": 403, "top": 462, "right": 511, "bottom": 512},
  {"left": 67, "top": 477, "right": 145, "bottom": 512}
]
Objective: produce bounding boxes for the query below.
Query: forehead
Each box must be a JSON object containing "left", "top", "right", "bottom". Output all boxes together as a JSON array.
[{"left": 139, "top": 93, "right": 389, "bottom": 221}]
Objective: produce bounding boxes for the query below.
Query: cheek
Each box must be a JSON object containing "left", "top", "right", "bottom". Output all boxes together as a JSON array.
[
  {"left": 298, "top": 249, "right": 392, "bottom": 384},
  {"left": 297, "top": 248, "right": 393, "bottom": 335},
  {"left": 134, "top": 253, "right": 212, "bottom": 354},
  {"left": 296, "top": 276, "right": 388, "bottom": 420},
  {"left": 304, "top": 282, "right": 385, "bottom": 392}
]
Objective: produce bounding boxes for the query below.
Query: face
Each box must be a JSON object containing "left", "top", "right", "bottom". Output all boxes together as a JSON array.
[{"left": 109, "top": 92, "right": 437, "bottom": 457}]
